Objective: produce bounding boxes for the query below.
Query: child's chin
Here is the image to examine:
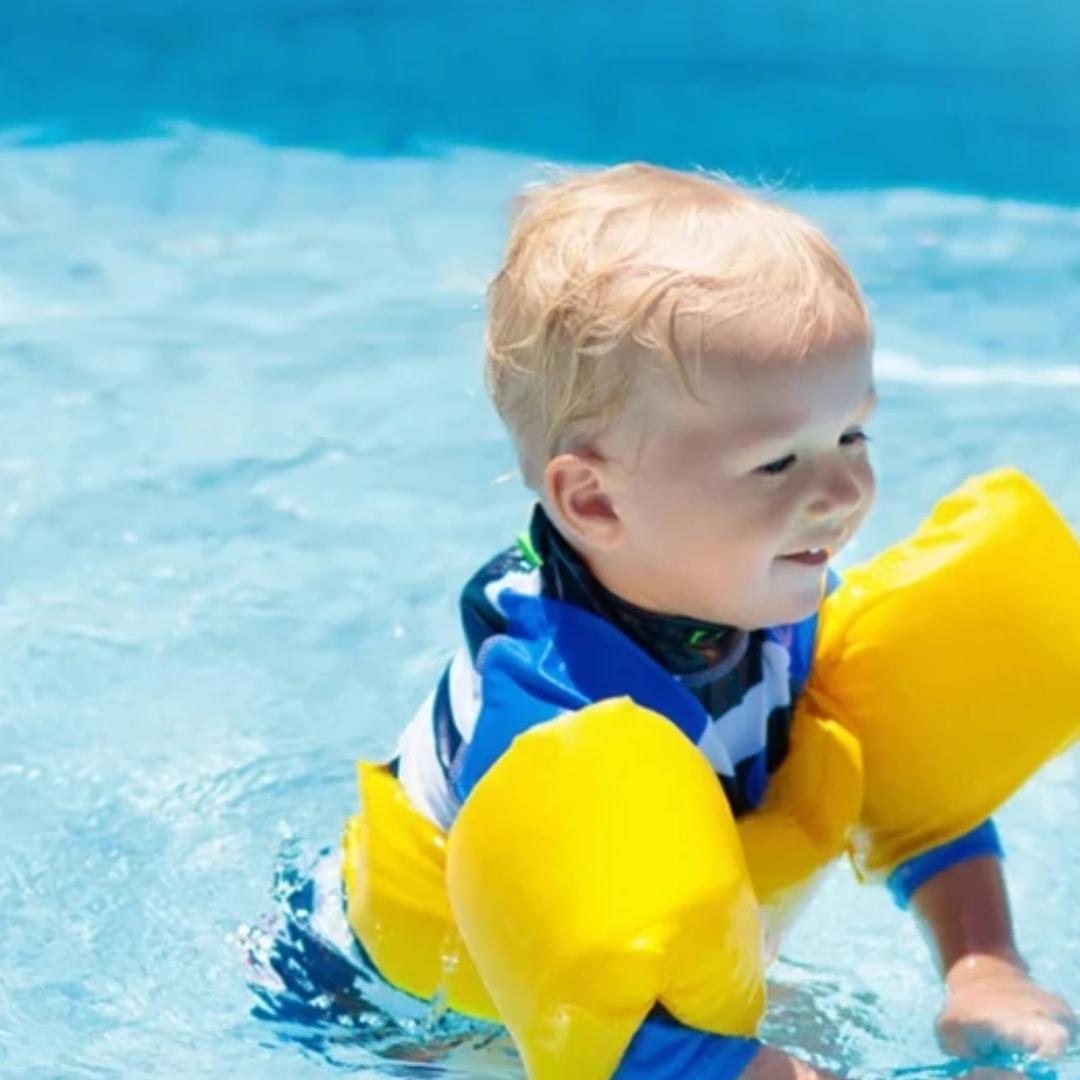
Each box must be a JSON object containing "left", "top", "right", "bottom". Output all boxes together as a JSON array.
[
  {"left": 705, "top": 580, "right": 824, "bottom": 629},
  {"left": 763, "top": 586, "right": 825, "bottom": 626},
  {"left": 725, "top": 596, "right": 820, "bottom": 631}
]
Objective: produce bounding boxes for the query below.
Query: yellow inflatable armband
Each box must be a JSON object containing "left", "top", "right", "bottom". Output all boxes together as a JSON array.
[
  {"left": 342, "top": 762, "right": 496, "bottom": 1020},
  {"left": 736, "top": 709, "right": 863, "bottom": 943},
  {"left": 446, "top": 698, "right": 766, "bottom": 1080},
  {"left": 804, "top": 468, "right": 1080, "bottom": 879}
]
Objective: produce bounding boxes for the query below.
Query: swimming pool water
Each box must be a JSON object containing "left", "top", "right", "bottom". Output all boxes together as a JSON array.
[{"left": 2, "top": 71, "right": 1080, "bottom": 1080}]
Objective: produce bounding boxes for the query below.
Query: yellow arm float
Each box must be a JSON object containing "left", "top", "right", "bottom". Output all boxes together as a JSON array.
[
  {"left": 736, "top": 709, "right": 863, "bottom": 942},
  {"left": 803, "top": 468, "right": 1080, "bottom": 880},
  {"left": 445, "top": 697, "right": 766, "bottom": 1080},
  {"left": 342, "top": 762, "right": 497, "bottom": 1020}
]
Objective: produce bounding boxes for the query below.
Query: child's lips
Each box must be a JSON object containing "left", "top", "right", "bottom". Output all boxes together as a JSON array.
[{"left": 778, "top": 547, "right": 830, "bottom": 566}]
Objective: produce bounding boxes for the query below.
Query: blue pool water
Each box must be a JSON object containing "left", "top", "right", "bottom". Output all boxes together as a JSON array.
[{"left": 1, "top": 5, "right": 1079, "bottom": 1079}]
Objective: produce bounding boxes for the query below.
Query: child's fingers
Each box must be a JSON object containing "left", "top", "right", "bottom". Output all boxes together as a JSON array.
[{"left": 939, "top": 1012, "right": 1073, "bottom": 1062}]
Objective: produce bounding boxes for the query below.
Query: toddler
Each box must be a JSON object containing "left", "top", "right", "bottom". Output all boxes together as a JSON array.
[{"left": 374, "top": 164, "right": 1075, "bottom": 1079}]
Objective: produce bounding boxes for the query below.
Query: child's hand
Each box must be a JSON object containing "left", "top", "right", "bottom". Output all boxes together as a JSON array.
[{"left": 937, "top": 954, "right": 1077, "bottom": 1061}]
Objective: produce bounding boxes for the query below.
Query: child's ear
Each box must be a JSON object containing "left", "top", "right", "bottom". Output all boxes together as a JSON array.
[{"left": 542, "top": 451, "right": 624, "bottom": 552}]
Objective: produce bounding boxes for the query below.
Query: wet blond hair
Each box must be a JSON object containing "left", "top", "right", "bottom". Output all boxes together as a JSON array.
[{"left": 485, "top": 162, "right": 872, "bottom": 489}]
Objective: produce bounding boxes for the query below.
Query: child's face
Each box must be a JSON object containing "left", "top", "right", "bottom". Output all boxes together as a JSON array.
[{"left": 589, "top": 341, "right": 876, "bottom": 629}]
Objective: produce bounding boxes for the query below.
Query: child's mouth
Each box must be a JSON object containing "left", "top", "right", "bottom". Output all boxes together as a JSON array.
[{"left": 778, "top": 548, "right": 830, "bottom": 566}]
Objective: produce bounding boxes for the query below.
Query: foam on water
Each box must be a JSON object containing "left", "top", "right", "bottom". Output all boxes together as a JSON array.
[
  {"left": 0, "top": 131, "right": 1078, "bottom": 1078},
  {"left": 878, "top": 351, "right": 1080, "bottom": 388}
]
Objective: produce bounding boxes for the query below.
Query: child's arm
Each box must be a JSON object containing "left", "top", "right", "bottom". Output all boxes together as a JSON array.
[
  {"left": 910, "top": 854, "right": 1076, "bottom": 1060},
  {"left": 736, "top": 851, "right": 1079, "bottom": 1080}
]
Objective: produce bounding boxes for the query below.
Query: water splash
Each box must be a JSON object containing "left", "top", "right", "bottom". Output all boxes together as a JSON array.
[{"left": 239, "top": 836, "right": 517, "bottom": 1077}]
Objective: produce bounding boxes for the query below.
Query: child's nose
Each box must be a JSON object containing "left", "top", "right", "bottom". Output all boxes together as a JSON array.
[{"left": 807, "top": 461, "right": 868, "bottom": 519}]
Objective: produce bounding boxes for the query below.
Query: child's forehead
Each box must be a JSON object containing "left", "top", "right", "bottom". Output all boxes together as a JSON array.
[{"left": 626, "top": 342, "right": 875, "bottom": 449}]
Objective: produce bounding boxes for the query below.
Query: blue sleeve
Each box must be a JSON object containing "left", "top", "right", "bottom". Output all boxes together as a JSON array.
[
  {"left": 886, "top": 820, "right": 1005, "bottom": 909},
  {"left": 456, "top": 592, "right": 710, "bottom": 801},
  {"left": 615, "top": 1009, "right": 760, "bottom": 1080}
]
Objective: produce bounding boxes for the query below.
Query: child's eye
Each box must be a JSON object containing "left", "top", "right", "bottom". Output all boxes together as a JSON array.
[
  {"left": 755, "top": 453, "right": 797, "bottom": 476},
  {"left": 840, "top": 428, "right": 870, "bottom": 448}
]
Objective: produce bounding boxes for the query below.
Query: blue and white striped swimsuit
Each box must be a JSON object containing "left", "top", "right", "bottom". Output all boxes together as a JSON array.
[{"left": 395, "top": 504, "right": 821, "bottom": 830}]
